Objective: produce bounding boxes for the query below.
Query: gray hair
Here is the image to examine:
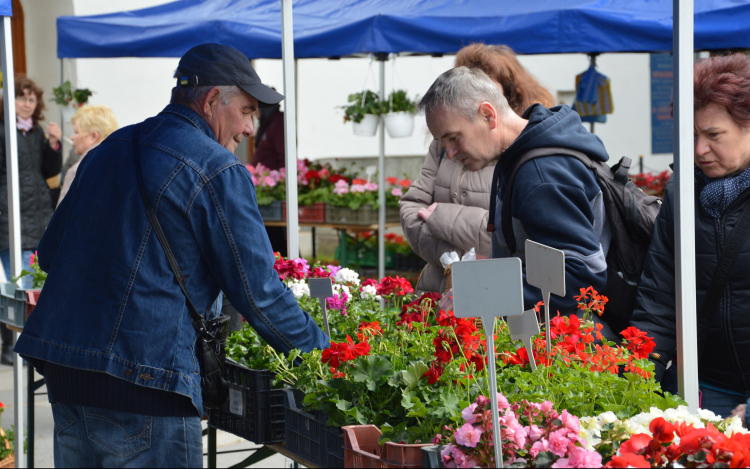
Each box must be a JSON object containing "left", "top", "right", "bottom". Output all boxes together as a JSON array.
[
  {"left": 418, "top": 66, "right": 510, "bottom": 122},
  {"left": 170, "top": 69, "right": 242, "bottom": 107}
]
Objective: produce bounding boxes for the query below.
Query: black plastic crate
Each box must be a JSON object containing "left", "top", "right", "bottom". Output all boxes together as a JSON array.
[
  {"left": 208, "top": 359, "right": 286, "bottom": 445},
  {"left": 283, "top": 388, "right": 344, "bottom": 467}
]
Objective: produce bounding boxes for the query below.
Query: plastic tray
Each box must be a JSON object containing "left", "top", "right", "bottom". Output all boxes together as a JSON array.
[
  {"left": 208, "top": 359, "right": 286, "bottom": 445},
  {"left": 342, "top": 425, "right": 428, "bottom": 468},
  {"left": 282, "top": 202, "right": 326, "bottom": 223},
  {"left": 258, "top": 200, "right": 283, "bottom": 222},
  {"left": 0, "top": 283, "right": 40, "bottom": 328},
  {"left": 283, "top": 388, "right": 344, "bottom": 467}
]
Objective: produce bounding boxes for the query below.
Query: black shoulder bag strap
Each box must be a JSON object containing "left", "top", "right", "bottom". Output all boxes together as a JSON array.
[
  {"left": 132, "top": 125, "right": 212, "bottom": 340},
  {"left": 697, "top": 200, "right": 750, "bottom": 357}
]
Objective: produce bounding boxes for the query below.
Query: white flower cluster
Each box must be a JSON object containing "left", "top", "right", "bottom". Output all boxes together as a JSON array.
[
  {"left": 334, "top": 268, "right": 360, "bottom": 286},
  {"left": 288, "top": 279, "right": 310, "bottom": 299},
  {"left": 332, "top": 283, "right": 351, "bottom": 303},
  {"left": 578, "top": 406, "right": 747, "bottom": 451},
  {"left": 360, "top": 284, "right": 381, "bottom": 300}
]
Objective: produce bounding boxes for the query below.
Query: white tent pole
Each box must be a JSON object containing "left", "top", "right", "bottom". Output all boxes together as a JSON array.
[
  {"left": 281, "top": 0, "right": 299, "bottom": 259},
  {"left": 673, "top": 0, "right": 699, "bottom": 411},
  {"left": 1, "top": 15, "right": 24, "bottom": 469},
  {"left": 378, "top": 55, "right": 386, "bottom": 280}
]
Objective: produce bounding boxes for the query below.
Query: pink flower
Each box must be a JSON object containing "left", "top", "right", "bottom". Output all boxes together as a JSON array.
[
  {"left": 431, "top": 434, "right": 442, "bottom": 445},
  {"left": 269, "top": 169, "right": 281, "bottom": 182},
  {"left": 461, "top": 404, "right": 479, "bottom": 425},
  {"left": 364, "top": 182, "right": 378, "bottom": 191},
  {"left": 547, "top": 428, "right": 571, "bottom": 458},
  {"left": 451, "top": 446, "right": 469, "bottom": 466},
  {"left": 540, "top": 401, "right": 555, "bottom": 414},
  {"left": 497, "top": 393, "right": 510, "bottom": 411},
  {"left": 350, "top": 184, "right": 366, "bottom": 193},
  {"left": 319, "top": 168, "right": 330, "bottom": 178},
  {"left": 527, "top": 424, "right": 544, "bottom": 442},
  {"left": 441, "top": 444, "right": 455, "bottom": 467},
  {"left": 327, "top": 265, "right": 341, "bottom": 276},
  {"left": 262, "top": 176, "right": 276, "bottom": 187},
  {"left": 455, "top": 423, "right": 483, "bottom": 448},
  {"left": 530, "top": 438, "right": 549, "bottom": 458},
  {"left": 505, "top": 422, "right": 528, "bottom": 449},
  {"left": 279, "top": 168, "right": 286, "bottom": 180},
  {"left": 245, "top": 164, "right": 257, "bottom": 175},
  {"left": 390, "top": 187, "right": 403, "bottom": 197},
  {"left": 333, "top": 180, "right": 349, "bottom": 195},
  {"left": 551, "top": 447, "right": 602, "bottom": 468},
  {"left": 291, "top": 258, "right": 310, "bottom": 277},
  {"left": 326, "top": 292, "right": 349, "bottom": 315},
  {"left": 559, "top": 409, "right": 580, "bottom": 436}
]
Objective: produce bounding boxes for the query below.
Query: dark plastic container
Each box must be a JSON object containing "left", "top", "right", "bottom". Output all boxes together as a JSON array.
[
  {"left": 283, "top": 388, "right": 344, "bottom": 467},
  {"left": 258, "top": 200, "right": 283, "bottom": 222},
  {"left": 208, "top": 359, "right": 286, "bottom": 445}
]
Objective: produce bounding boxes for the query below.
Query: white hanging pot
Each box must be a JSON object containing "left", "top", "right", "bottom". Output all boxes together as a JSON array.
[
  {"left": 352, "top": 113, "right": 379, "bottom": 137},
  {"left": 384, "top": 111, "right": 414, "bottom": 138},
  {"left": 61, "top": 105, "right": 77, "bottom": 124}
]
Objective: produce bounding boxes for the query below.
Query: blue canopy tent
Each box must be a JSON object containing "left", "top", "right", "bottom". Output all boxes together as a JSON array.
[
  {"left": 58, "top": 0, "right": 750, "bottom": 59},
  {"left": 55, "top": 0, "right": 716, "bottom": 411}
]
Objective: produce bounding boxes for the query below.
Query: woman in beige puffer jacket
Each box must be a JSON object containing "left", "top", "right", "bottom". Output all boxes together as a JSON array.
[{"left": 399, "top": 43, "right": 555, "bottom": 294}]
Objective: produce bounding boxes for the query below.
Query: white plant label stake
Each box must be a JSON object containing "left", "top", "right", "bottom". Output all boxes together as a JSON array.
[
  {"left": 365, "top": 165, "right": 377, "bottom": 184},
  {"left": 507, "top": 309, "right": 540, "bottom": 371},
  {"left": 308, "top": 278, "right": 334, "bottom": 337},
  {"left": 525, "top": 240, "right": 565, "bottom": 355},
  {"left": 452, "top": 258, "right": 524, "bottom": 469}
]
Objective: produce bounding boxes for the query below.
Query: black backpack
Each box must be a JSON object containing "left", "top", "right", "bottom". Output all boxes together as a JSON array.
[{"left": 487, "top": 148, "right": 662, "bottom": 333}]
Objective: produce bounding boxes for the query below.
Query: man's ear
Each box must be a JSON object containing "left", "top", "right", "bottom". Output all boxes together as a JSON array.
[
  {"left": 478, "top": 102, "right": 498, "bottom": 130},
  {"left": 202, "top": 87, "right": 222, "bottom": 118}
]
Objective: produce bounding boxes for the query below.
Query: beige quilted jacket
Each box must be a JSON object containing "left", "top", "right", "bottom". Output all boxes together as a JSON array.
[{"left": 399, "top": 140, "right": 495, "bottom": 293}]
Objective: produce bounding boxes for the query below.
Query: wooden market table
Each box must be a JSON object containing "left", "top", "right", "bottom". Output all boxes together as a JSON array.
[{"left": 264, "top": 221, "right": 400, "bottom": 266}]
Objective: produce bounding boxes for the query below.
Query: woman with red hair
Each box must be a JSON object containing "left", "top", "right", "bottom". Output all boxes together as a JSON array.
[{"left": 630, "top": 53, "right": 750, "bottom": 418}]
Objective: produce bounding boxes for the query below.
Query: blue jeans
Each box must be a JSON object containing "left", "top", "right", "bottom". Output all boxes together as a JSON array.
[
  {"left": 699, "top": 385, "right": 750, "bottom": 419},
  {"left": 51, "top": 403, "right": 202, "bottom": 468},
  {"left": 0, "top": 248, "right": 35, "bottom": 289}
]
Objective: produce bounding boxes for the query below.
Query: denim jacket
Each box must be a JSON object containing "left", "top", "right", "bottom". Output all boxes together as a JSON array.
[{"left": 15, "top": 104, "right": 329, "bottom": 416}]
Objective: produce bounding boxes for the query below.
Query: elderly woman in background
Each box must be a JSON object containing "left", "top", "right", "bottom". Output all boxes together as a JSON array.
[
  {"left": 630, "top": 54, "right": 750, "bottom": 418},
  {"left": 58, "top": 104, "right": 118, "bottom": 205},
  {"left": 399, "top": 44, "right": 555, "bottom": 294}
]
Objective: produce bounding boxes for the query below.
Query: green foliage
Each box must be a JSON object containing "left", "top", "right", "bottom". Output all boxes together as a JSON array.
[
  {"left": 385, "top": 90, "right": 417, "bottom": 114},
  {"left": 340, "top": 91, "right": 387, "bottom": 123},
  {"left": 51, "top": 81, "right": 93, "bottom": 107},
  {"left": 12, "top": 253, "right": 46, "bottom": 289}
]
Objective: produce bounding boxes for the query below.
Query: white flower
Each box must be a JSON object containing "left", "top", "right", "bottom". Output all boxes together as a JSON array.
[
  {"left": 332, "top": 284, "right": 351, "bottom": 302},
  {"left": 697, "top": 408, "right": 719, "bottom": 422},
  {"left": 578, "top": 428, "right": 601, "bottom": 450},
  {"left": 334, "top": 268, "right": 360, "bottom": 286},
  {"left": 288, "top": 280, "right": 310, "bottom": 299},
  {"left": 360, "top": 284, "right": 381, "bottom": 300},
  {"left": 597, "top": 411, "right": 618, "bottom": 425},
  {"left": 723, "top": 417, "right": 748, "bottom": 436},
  {"left": 663, "top": 408, "right": 681, "bottom": 422}
]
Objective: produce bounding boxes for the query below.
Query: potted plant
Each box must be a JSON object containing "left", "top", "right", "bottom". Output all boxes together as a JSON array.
[
  {"left": 383, "top": 90, "right": 417, "bottom": 138},
  {"left": 0, "top": 402, "right": 15, "bottom": 469},
  {"left": 341, "top": 91, "right": 384, "bottom": 137},
  {"left": 51, "top": 81, "right": 94, "bottom": 123}
]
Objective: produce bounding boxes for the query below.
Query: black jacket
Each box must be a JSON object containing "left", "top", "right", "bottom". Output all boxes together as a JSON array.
[
  {"left": 630, "top": 167, "right": 750, "bottom": 392},
  {"left": 0, "top": 125, "right": 62, "bottom": 251}
]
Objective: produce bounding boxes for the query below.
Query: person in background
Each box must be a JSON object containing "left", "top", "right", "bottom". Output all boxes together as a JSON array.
[
  {"left": 0, "top": 75, "right": 62, "bottom": 366},
  {"left": 251, "top": 98, "right": 287, "bottom": 256},
  {"left": 57, "top": 104, "right": 118, "bottom": 205},
  {"left": 399, "top": 44, "right": 554, "bottom": 294},
  {"left": 631, "top": 54, "right": 750, "bottom": 418}
]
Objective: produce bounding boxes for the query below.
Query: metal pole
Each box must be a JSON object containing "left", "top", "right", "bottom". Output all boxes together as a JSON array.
[
  {"left": 281, "top": 0, "right": 299, "bottom": 258},
  {"left": 673, "top": 0, "right": 699, "bottom": 411},
  {"left": 378, "top": 56, "right": 386, "bottom": 280},
  {"left": 2, "top": 15, "right": 24, "bottom": 468}
]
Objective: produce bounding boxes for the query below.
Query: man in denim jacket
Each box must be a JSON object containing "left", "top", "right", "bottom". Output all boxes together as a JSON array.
[{"left": 14, "top": 44, "right": 329, "bottom": 468}]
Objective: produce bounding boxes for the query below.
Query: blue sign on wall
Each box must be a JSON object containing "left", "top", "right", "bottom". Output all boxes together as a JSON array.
[{"left": 651, "top": 53, "right": 674, "bottom": 154}]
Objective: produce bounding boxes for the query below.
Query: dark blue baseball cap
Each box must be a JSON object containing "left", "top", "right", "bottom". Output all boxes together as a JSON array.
[{"left": 176, "top": 43, "right": 284, "bottom": 108}]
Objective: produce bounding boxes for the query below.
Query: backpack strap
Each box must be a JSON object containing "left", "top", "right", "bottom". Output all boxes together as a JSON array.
[
  {"left": 488, "top": 147, "right": 597, "bottom": 253},
  {"left": 697, "top": 200, "right": 750, "bottom": 358}
]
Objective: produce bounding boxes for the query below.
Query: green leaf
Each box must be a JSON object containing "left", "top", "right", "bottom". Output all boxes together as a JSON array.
[
  {"left": 429, "top": 389, "right": 461, "bottom": 419},
  {"left": 400, "top": 361, "right": 428, "bottom": 391},
  {"left": 351, "top": 355, "right": 394, "bottom": 392}
]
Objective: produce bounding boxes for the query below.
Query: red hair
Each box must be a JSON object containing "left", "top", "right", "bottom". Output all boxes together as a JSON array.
[{"left": 694, "top": 53, "right": 750, "bottom": 128}]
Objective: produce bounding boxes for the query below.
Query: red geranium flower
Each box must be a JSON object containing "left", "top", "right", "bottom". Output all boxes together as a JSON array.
[
  {"left": 423, "top": 363, "right": 443, "bottom": 384},
  {"left": 329, "top": 174, "right": 348, "bottom": 184},
  {"left": 352, "top": 178, "right": 368, "bottom": 185},
  {"left": 650, "top": 417, "right": 675, "bottom": 443},
  {"left": 619, "top": 433, "right": 653, "bottom": 456},
  {"left": 385, "top": 176, "right": 398, "bottom": 185},
  {"left": 604, "top": 454, "right": 650, "bottom": 468},
  {"left": 376, "top": 276, "right": 414, "bottom": 297},
  {"left": 398, "top": 179, "right": 412, "bottom": 188}
]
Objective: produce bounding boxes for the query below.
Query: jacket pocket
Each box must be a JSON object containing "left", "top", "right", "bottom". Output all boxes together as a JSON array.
[{"left": 83, "top": 407, "right": 152, "bottom": 457}]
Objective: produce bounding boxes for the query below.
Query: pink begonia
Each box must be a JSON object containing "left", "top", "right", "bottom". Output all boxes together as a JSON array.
[
  {"left": 551, "top": 447, "right": 603, "bottom": 468},
  {"left": 454, "top": 423, "right": 482, "bottom": 448},
  {"left": 327, "top": 265, "right": 341, "bottom": 276},
  {"left": 291, "top": 258, "right": 310, "bottom": 277},
  {"left": 441, "top": 444, "right": 454, "bottom": 467},
  {"left": 431, "top": 434, "right": 442, "bottom": 445},
  {"left": 262, "top": 176, "right": 276, "bottom": 187},
  {"left": 540, "top": 400, "right": 555, "bottom": 414},
  {"left": 451, "top": 446, "right": 469, "bottom": 467},
  {"left": 504, "top": 421, "right": 528, "bottom": 449},
  {"left": 251, "top": 174, "right": 259, "bottom": 186},
  {"left": 326, "top": 292, "right": 348, "bottom": 315},
  {"left": 350, "top": 184, "right": 366, "bottom": 193},
  {"left": 497, "top": 393, "right": 510, "bottom": 411},
  {"left": 530, "top": 438, "right": 549, "bottom": 458},
  {"left": 333, "top": 180, "right": 349, "bottom": 195},
  {"left": 461, "top": 404, "right": 479, "bottom": 425},
  {"left": 364, "top": 182, "right": 379, "bottom": 191},
  {"left": 559, "top": 409, "right": 580, "bottom": 436},
  {"left": 527, "top": 424, "right": 544, "bottom": 442},
  {"left": 547, "top": 428, "right": 571, "bottom": 458},
  {"left": 269, "top": 169, "right": 281, "bottom": 182},
  {"left": 391, "top": 187, "right": 403, "bottom": 197},
  {"left": 246, "top": 164, "right": 257, "bottom": 175},
  {"left": 319, "top": 168, "right": 330, "bottom": 178}
]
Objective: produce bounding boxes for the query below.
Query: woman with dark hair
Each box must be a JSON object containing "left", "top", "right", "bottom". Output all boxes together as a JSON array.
[
  {"left": 399, "top": 43, "right": 554, "bottom": 294},
  {"left": 630, "top": 53, "right": 750, "bottom": 417},
  {"left": 0, "top": 75, "right": 62, "bottom": 366}
]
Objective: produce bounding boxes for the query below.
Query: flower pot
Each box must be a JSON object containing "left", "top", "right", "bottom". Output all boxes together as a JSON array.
[
  {"left": 61, "top": 105, "right": 76, "bottom": 124},
  {"left": 352, "top": 114, "right": 379, "bottom": 137},
  {"left": 384, "top": 112, "right": 414, "bottom": 138},
  {"left": 343, "top": 425, "right": 428, "bottom": 468}
]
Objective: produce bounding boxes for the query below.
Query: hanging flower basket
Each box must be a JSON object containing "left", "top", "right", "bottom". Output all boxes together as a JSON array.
[
  {"left": 352, "top": 114, "right": 379, "bottom": 136},
  {"left": 0, "top": 454, "right": 14, "bottom": 469},
  {"left": 384, "top": 112, "right": 414, "bottom": 138}
]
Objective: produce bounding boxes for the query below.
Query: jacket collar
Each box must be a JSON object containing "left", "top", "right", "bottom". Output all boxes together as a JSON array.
[{"left": 159, "top": 104, "right": 218, "bottom": 142}]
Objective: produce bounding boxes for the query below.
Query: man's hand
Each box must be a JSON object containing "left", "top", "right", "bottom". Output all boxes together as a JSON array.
[
  {"left": 731, "top": 403, "right": 747, "bottom": 428},
  {"left": 46, "top": 122, "right": 62, "bottom": 149},
  {"left": 417, "top": 203, "right": 438, "bottom": 221}
]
